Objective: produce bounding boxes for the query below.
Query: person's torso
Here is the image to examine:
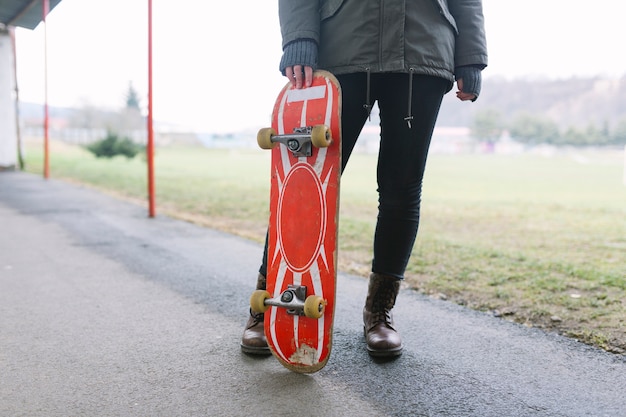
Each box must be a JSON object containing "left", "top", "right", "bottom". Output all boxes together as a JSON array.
[{"left": 318, "top": 0, "right": 458, "bottom": 80}]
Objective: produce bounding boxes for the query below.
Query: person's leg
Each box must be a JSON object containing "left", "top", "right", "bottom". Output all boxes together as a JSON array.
[
  {"left": 372, "top": 74, "right": 448, "bottom": 277},
  {"left": 363, "top": 73, "right": 448, "bottom": 357},
  {"left": 335, "top": 73, "right": 372, "bottom": 173},
  {"left": 241, "top": 73, "right": 370, "bottom": 354}
]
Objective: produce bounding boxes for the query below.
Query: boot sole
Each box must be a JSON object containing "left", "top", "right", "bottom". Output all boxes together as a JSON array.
[
  {"left": 240, "top": 343, "right": 272, "bottom": 356},
  {"left": 366, "top": 344, "right": 403, "bottom": 358}
]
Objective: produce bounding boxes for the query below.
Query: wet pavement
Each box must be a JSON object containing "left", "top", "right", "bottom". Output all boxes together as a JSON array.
[{"left": 1, "top": 171, "right": 625, "bottom": 417}]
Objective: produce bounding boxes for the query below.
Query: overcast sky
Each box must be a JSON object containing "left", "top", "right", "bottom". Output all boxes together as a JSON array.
[{"left": 13, "top": 0, "right": 626, "bottom": 133}]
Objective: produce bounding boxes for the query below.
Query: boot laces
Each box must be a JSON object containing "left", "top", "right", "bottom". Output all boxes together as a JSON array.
[
  {"left": 369, "top": 284, "right": 396, "bottom": 326},
  {"left": 370, "top": 310, "right": 393, "bottom": 327},
  {"left": 247, "top": 309, "right": 264, "bottom": 329}
]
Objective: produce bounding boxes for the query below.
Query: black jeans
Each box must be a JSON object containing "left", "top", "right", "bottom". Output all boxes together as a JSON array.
[{"left": 260, "top": 72, "right": 448, "bottom": 280}]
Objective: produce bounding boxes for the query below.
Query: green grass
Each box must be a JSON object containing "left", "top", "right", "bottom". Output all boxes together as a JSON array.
[{"left": 23, "top": 139, "right": 626, "bottom": 354}]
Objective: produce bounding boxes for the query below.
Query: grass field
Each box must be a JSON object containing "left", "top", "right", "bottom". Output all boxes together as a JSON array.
[{"left": 22, "top": 138, "right": 626, "bottom": 354}]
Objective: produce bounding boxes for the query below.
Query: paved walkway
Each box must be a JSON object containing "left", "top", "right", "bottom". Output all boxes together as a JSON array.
[{"left": 1, "top": 171, "right": 625, "bottom": 417}]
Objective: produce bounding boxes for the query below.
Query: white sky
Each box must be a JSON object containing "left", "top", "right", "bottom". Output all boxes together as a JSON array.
[{"left": 13, "top": 0, "right": 626, "bottom": 133}]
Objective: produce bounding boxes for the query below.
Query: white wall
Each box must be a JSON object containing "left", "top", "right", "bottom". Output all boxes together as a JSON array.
[{"left": 0, "top": 29, "right": 17, "bottom": 169}]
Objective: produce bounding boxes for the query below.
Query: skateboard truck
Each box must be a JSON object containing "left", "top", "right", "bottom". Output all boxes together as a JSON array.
[
  {"left": 250, "top": 285, "right": 327, "bottom": 319},
  {"left": 257, "top": 125, "right": 332, "bottom": 157},
  {"left": 281, "top": 127, "right": 314, "bottom": 157},
  {"left": 269, "top": 284, "right": 308, "bottom": 316}
]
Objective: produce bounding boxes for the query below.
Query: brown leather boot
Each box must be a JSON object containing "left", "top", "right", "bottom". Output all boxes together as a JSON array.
[
  {"left": 363, "top": 273, "right": 403, "bottom": 357},
  {"left": 240, "top": 273, "right": 271, "bottom": 355}
]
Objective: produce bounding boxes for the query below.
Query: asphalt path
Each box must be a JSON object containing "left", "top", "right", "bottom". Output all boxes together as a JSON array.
[{"left": 1, "top": 171, "right": 625, "bottom": 417}]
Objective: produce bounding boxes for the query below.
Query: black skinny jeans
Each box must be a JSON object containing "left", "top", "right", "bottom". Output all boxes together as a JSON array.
[{"left": 259, "top": 72, "right": 448, "bottom": 280}]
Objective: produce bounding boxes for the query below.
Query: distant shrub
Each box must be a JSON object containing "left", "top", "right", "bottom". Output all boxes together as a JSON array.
[{"left": 86, "top": 131, "right": 144, "bottom": 159}]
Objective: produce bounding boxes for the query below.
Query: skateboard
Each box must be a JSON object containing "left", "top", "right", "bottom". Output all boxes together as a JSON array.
[{"left": 250, "top": 70, "right": 341, "bottom": 373}]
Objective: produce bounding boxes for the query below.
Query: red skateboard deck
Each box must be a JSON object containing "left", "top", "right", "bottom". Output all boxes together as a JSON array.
[{"left": 251, "top": 70, "right": 341, "bottom": 373}]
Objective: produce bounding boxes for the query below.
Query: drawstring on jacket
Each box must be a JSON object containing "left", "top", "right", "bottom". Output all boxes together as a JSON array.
[
  {"left": 363, "top": 67, "right": 373, "bottom": 121},
  {"left": 362, "top": 67, "right": 415, "bottom": 129},
  {"left": 404, "top": 68, "right": 415, "bottom": 129}
]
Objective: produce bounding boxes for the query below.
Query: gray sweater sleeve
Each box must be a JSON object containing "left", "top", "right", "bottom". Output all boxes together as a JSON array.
[
  {"left": 454, "top": 65, "right": 483, "bottom": 101},
  {"left": 279, "top": 39, "right": 318, "bottom": 75}
]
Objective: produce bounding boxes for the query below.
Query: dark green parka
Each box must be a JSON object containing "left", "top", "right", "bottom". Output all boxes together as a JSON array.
[{"left": 279, "top": 0, "right": 488, "bottom": 85}]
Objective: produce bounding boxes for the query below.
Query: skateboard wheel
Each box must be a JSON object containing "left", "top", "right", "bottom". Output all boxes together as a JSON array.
[
  {"left": 250, "top": 290, "right": 271, "bottom": 313},
  {"left": 310, "top": 125, "right": 331, "bottom": 148},
  {"left": 257, "top": 128, "right": 277, "bottom": 149},
  {"left": 303, "top": 295, "right": 326, "bottom": 319}
]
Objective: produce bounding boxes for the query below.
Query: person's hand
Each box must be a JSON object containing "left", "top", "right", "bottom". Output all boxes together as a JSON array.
[
  {"left": 455, "top": 78, "right": 477, "bottom": 102},
  {"left": 454, "top": 66, "right": 482, "bottom": 102},
  {"left": 285, "top": 65, "right": 313, "bottom": 89}
]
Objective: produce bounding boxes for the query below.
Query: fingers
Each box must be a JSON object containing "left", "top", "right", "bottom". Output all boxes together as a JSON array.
[
  {"left": 293, "top": 65, "right": 304, "bottom": 89},
  {"left": 455, "top": 79, "right": 476, "bottom": 102},
  {"left": 284, "top": 66, "right": 313, "bottom": 89},
  {"left": 456, "top": 91, "right": 476, "bottom": 101},
  {"left": 285, "top": 66, "right": 294, "bottom": 84},
  {"left": 304, "top": 66, "right": 313, "bottom": 88}
]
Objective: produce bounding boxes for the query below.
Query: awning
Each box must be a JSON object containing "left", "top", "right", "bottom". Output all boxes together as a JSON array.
[{"left": 0, "top": 0, "right": 62, "bottom": 30}]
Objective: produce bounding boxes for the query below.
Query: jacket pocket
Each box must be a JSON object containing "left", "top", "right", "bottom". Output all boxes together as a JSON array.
[{"left": 320, "top": 0, "right": 345, "bottom": 20}]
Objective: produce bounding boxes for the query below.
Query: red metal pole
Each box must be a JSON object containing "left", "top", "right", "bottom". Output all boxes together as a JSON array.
[
  {"left": 146, "top": 0, "right": 155, "bottom": 217},
  {"left": 43, "top": 0, "right": 50, "bottom": 179}
]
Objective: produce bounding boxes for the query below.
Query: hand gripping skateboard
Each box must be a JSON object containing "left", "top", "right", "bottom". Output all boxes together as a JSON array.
[{"left": 250, "top": 70, "right": 341, "bottom": 373}]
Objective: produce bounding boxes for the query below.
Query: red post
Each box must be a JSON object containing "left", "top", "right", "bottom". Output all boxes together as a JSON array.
[
  {"left": 43, "top": 0, "right": 50, "bottom": 179},
  {"left": 146, "top": 0, "right": 155, "bottom": 217}
]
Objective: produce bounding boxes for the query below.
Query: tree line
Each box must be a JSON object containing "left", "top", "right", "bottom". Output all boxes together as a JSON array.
[
  {"left": 471, "top": 109, "right": 626, "bottom": 147},
  {"left": 438, "top": 75, "right": 626, "bottom": 147}
]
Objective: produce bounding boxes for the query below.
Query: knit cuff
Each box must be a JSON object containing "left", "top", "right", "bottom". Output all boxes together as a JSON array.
[
  {"left": 279, "top": 39, "right": 318, "bottom": 75},
  {"left": 454, "top": 65, "right": 483, "bottom": 101}
]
